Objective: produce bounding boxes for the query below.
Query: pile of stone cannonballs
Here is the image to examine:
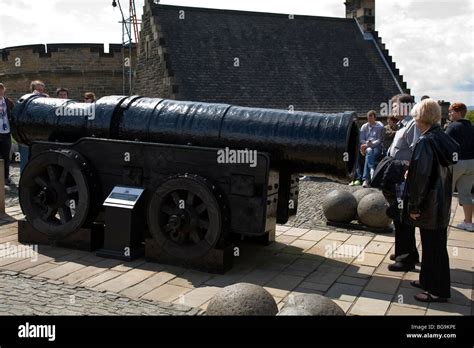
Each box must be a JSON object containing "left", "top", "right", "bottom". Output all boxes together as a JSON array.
[{"left": 322, "top": 188, "right": 392, "bottom": 229}]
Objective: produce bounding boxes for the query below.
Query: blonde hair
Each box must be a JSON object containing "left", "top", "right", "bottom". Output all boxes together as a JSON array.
[{"left": 412, "top": 99, "right": 441, "bottom": 125}]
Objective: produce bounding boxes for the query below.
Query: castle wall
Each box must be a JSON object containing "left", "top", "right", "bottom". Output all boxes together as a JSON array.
[{"left": 0, "top": 44, "right": 136, "bottom": 101}]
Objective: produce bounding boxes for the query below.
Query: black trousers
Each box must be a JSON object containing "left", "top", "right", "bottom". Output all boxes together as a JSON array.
[
  {"left": 419, "top": 227, "right": 451, "bottom": 298},
  {"left": 394, "top": 215, "right": 419, "bottom": 264},
  {"left": 0, "top": 133, "right": 11, "bottom": 179}
]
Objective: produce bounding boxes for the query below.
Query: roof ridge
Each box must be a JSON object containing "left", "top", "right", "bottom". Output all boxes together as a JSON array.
[{"left": 152, "top": 3, "right": 352, "bottom": 22}]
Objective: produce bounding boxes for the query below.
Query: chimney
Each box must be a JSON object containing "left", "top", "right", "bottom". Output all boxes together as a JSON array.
[{"left": 345, "top": 0, "right": 375, "bottom": 32}]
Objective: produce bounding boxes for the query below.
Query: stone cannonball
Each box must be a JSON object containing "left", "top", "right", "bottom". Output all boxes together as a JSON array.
[
  {"left": 323, "top": 190, "right": 357, "bottom": 223},
  {"left": 279, "top": 294, "right": 345, "bottom": 316},
  {"left": 357, "top": 192, "right": 392, "bottom": 228},
  {"left": 206, "top": 283, "right": 278, "bottom": 316},
  {"left": 353, "top": 188, "right": 378, "bottom": 205}
]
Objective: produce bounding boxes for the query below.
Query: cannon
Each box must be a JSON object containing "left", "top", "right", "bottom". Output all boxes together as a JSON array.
[{"left": 13, "top": 94, "right": 358, "bottom": 272}]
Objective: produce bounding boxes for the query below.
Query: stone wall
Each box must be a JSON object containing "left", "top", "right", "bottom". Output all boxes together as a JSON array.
[
  {"left": 133, "top": 1, "right": 178, "bottom": 99},
  {"left": 0, "top": 44, "right": 136, "bottom": 102}
]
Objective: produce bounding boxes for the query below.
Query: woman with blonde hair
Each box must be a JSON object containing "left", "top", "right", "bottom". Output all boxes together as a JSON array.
[{"left": 404, "top": 99, "right": 460, "bottom": 302}]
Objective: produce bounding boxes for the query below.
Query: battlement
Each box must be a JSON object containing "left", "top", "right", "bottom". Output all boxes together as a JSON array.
[{"left": 0, "top": 43, "right": 136, "bottom": 101}]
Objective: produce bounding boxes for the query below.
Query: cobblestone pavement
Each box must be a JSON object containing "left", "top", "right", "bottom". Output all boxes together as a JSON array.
[
  {"left": 5, "top": 163, "right": 20, "bottom": 209},
  {"left": 289, "top": 177, "right": 359, "bottom": 228},
  {"left": 0, "top": 271, "right": 202, "bottom": 316}
]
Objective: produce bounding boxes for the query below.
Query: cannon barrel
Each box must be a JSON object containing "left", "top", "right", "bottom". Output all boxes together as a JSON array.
[{"left": 12, "top": 94, "right": 359, "bottom": 181}]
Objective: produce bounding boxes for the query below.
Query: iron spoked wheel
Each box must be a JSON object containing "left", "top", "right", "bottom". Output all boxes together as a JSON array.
[
  {"left": 147, "top": 174, "right": 223, "bottom": 260},
  {"left": 19, "top": 150, "right": 95, "bottom": 239}
]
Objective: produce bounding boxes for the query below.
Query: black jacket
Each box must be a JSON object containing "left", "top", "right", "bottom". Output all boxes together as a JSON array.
[
  {"left": 403, "top": 125, "right": 460, "bottom": 229},
  {"left": 445, "top": 119, "right": 474, "bottom": 160},
  {"left": 3, "top": 96, "right": 14, "bottom": 121}
]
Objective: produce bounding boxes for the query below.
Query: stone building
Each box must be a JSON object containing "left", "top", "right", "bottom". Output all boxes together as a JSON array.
[
  {"left": 134, "top": 0, "right": 410, "bottom": 118},
  {"left": 0, "top": 44, "right": 136, "bottom": 101}
]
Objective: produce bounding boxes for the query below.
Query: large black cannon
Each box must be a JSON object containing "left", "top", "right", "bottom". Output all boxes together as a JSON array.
[{"left": 13, "top": 94, "right": 358, "bottom": 272}]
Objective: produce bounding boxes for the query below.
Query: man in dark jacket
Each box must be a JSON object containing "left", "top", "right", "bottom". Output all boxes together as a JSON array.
[
  {"left": 404, "top": 99, "right": 460, "bottom": 302},
  {"left": 445, "top": 103, "right": 474, "bottom": 232},
  {"left": 0, "top": 83, "right": 14, "bottom": 185}
]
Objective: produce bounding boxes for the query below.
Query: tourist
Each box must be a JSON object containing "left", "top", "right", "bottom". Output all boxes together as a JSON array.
[
  {"left": 0, "top": 83, "right": 14, "bottom": 185},
  {"left": 84, "top": 92, "right": 96, "bottom": 103},
  {"left": 446, "top": 102, "right": 474, "bottom": 232},
  {"left": 404, "top": 98, "right": 460, "bottom": 302},
  {"left": 349, "top": 111, "right": 384, "bottom": 187},
  {"left": 386, "top": 94, "right": 420, "bottom": 272},
  {"left": 383, "top": 116, "right": 398, "bottom": 155},
  {"left": 30, "top": 80, "right": 49, "bottom": 97},
  {"left": 56, "top": 87, "right": 70, "bottom": 99},
  {"left": 359, "top": 110, "right": 384, "bottom": 188}
]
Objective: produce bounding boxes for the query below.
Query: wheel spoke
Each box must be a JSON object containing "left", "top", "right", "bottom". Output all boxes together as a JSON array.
[
  {"left": 195, "top": 203, "right": 207, "bottom": 215},
  {"left": 161, "top": 204, "right": 175, "bottom": 215},
  {"left": 66, "top": 186, "right": 78, "bottom": 194},
  {"left": 171, "top": 192, "right": 181, "bottom": 207},
  {"left": 186, "top": 191, "right": 195, "bottom": 206},
  {"left": 189, "top": 230, "right": 201, "bottom": 244},
  {"left": 34, "top": 176, "right": 48, "bottom": 188},
  {"left": 41, "top": 207, "right": 56, "bottom": 220},
  {"left": 58, "top": 207, "right": 72, "bottom": 224},
  {"left": 59, "top": 168, "right": 68, "bottom": 184},
  {"left": 197, "top": 219, "right": 209, "bottom": 229},
  {"left": 47, "top": 165, "right": 57, "bottom": 182}
]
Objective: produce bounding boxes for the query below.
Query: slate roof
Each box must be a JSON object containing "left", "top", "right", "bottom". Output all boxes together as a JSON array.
[{"left": 149, "top": 3, "right": 409, "bottom": 116}]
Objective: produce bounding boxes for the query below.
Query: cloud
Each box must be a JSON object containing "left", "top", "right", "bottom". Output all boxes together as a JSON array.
[{"left": 377, "top": 0, "right": 474, "bottom": 103}]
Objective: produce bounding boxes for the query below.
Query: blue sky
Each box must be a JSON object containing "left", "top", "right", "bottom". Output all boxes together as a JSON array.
[{"left": 0, "top": 0, "right": 473, "bottom": 104}]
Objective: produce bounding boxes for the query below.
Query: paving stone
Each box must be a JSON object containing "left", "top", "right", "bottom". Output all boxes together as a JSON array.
[
  {"left": 326, "top": 232, "right": 351, "bottom": 241},
  {"left": 352, "top": 252, "right": 385, "bottom": 267},
  {"left": 326, "top": 282, "right": 363, "bottom": 302},
  {"left": 365, "top": 275, "right": 401, "bottom": 294},
  {"left": 81, "top": 270, "right": 123, "bottom": 288},
  {"left": 300, "top": 230, "right": 329, "bottom": 242},
  {"left": 283, "top": 227, "right": 310, "bottom": 237},
  {"left": 239, "top": 269, "right": 280, "bottom": 286},
  {"left": 121, "top": 271, "right": 179, "bottom": 298},
  {"left": 167, "top": 271, "right": 212, "bottom": 289},
  {"left": 363, "top": 241, "right": 393, "bottom": 255},
  {"left": 95, "top": 268, "right": 156, "bottom": 293},
  {"left": 344, "top": 265, "right": 375, "bottom": 279},
  {"left": 387, "top": 304, "right": 426, "bottom": 316},
  {"left": 173, "top": 286, "right": 220, "bottom": 308},
  {"left": 142, "top": 284, "right": 192, "bottom": 303},
  {"left": 336, "top": 275, "right": 369, "bottom": 287},
  {"left": 37, "top": 262, "right": 86, "bottom": 280},
  {"left": 426, "top": 302, "right": 471, "bottom": 316},
  {"left": 350, "top": 291, "right": 393, "bottom": 316}
]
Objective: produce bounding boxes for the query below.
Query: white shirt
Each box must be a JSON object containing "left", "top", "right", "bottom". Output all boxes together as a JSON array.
[{"left": 388, "top": 116, "right": 420, "bottom": 161}]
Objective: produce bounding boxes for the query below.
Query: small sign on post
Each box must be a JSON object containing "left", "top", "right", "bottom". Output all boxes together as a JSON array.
[{"left": 96, "top": 186, "right": 146, "bottom": 261}]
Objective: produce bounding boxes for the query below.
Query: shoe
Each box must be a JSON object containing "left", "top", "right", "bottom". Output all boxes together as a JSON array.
[
  {"left": 388, "top": 261, "right": 415, "bottom": 272},
  {"left": 349, "top": 180, "right": 362, "bottom": 186},
  {"left": 410, "top": 281, "right": 424, "bottom": 290},
  {"left": 362, "top": 180, "right": 370, "bottom": 188},
  {"left": 414, "top": 292, "right": 447, "bottom": 303},
  {"left": 456, "top": 222, "right": 474, "bottom": 232},
  {"left": 390, "top": 254, "right": 396, "bottom": 261}
]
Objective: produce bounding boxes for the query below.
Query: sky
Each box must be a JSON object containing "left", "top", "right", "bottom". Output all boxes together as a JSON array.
[{"left": 0, "top": 0, "right": 473, "bottom": 104}]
